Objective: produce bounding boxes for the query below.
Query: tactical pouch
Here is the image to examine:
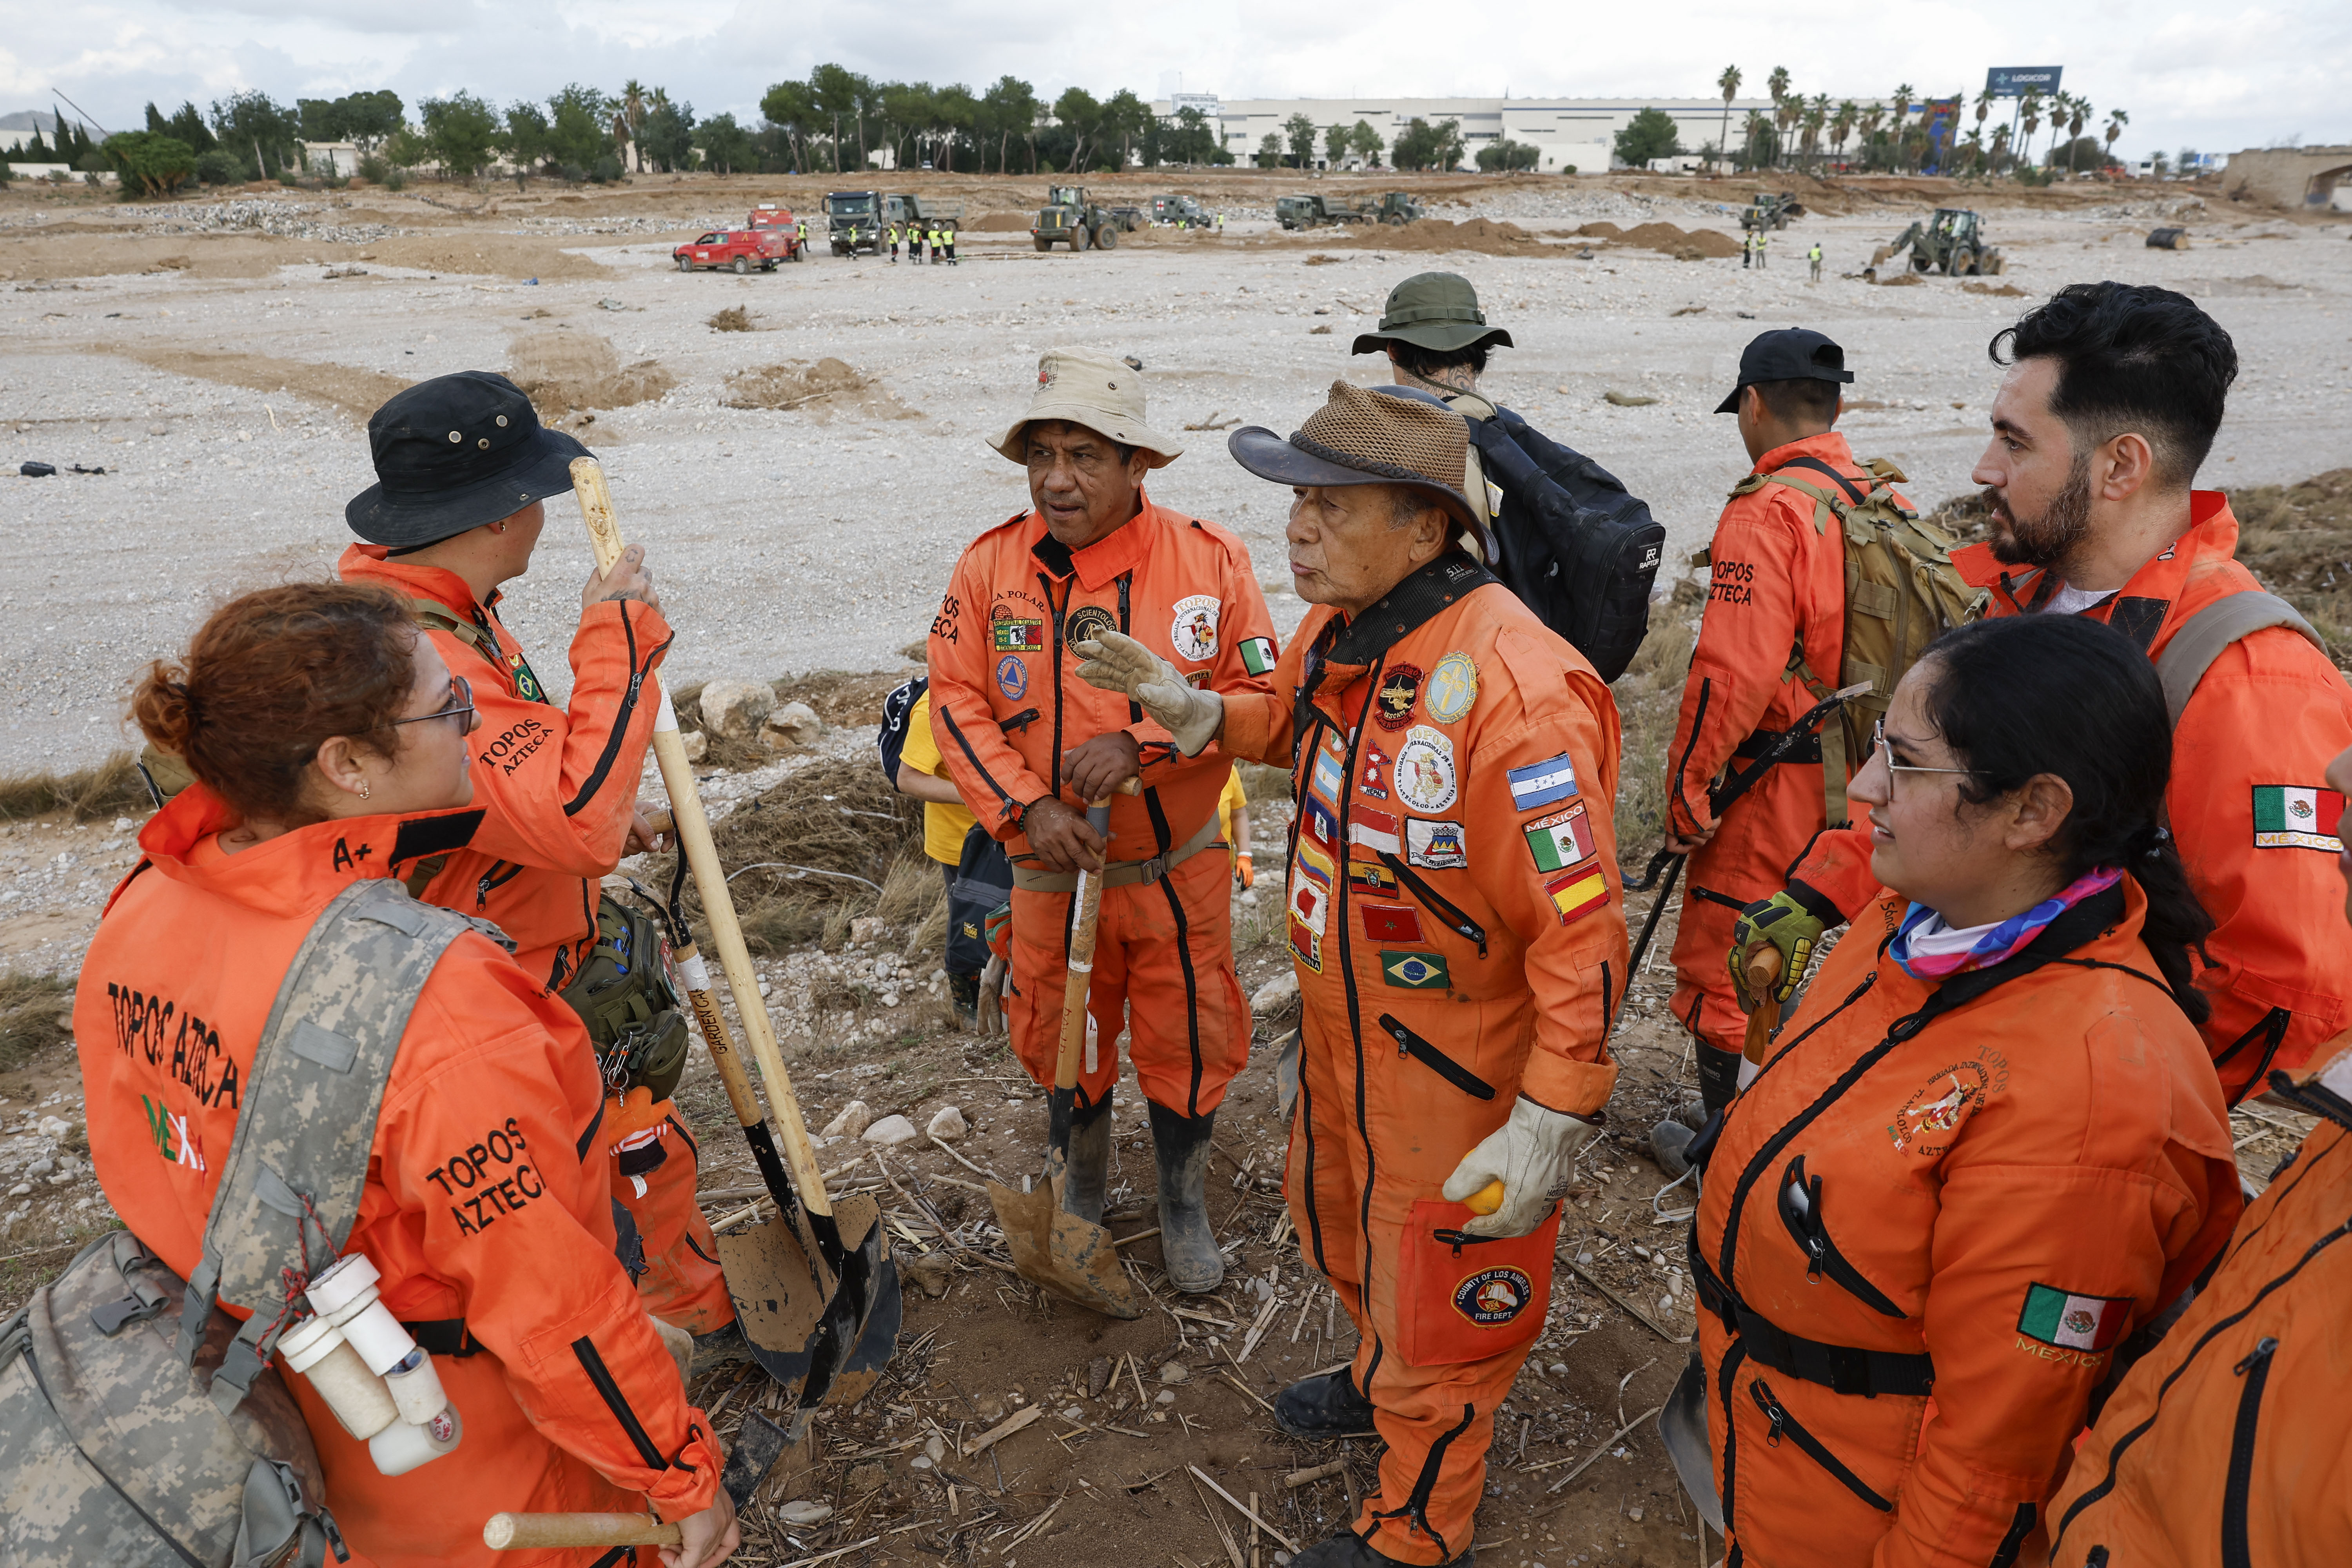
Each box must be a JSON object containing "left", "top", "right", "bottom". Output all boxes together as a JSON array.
[
  {"left": 1394, "top": 1197, "right": 1563, "bottom": 1367},
  {"left": 561, "top": 893, "right": 690, "bottom": 1102}
]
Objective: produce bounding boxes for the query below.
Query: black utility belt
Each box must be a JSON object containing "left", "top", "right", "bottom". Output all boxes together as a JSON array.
[
  {"left": 1731, "top": 728, "right": 1823, "bottom": 765},
  {"left": 1691, "top": 1247, "right": 1933, "bottom": 1399}
]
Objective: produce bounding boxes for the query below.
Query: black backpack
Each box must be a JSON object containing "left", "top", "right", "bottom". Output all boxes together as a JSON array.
[
  {"left": 877, "top": 674, "right": 928, "bottom": 780},
  {"left": 1459, "top": 401, "right": 1666, "bottom": 682}
]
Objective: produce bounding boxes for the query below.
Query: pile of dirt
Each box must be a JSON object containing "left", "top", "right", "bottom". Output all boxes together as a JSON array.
[
  {"left": 708, "top": 306, "right": 753, "bottom": 332},
  {"left": 1962, "top": 280, "right": 2029, "bottom": 298},
  {"left": 1571, "top": 220, "right": 1742, "bottom": 259},
  {"left": 101, "top": 346, "right": 412, "bottom": 419},
  {"left": 506, "top": 329, "right": 674, "bottom": 419},
  {"left": 722, "top": 358, "right": 915, "bottom": 421},
  {"left": 970, "top": 212, "right": 1033, "bottom": 231},
  {"left": 1372, "top": 216, "right": 1547, "bottom": 256},
  {"left": 2231, "top": 468, "right": 2352, "bottom": 664},
  {"left": 1875, "top": 271, "right": 1924, "bottom": 287}
]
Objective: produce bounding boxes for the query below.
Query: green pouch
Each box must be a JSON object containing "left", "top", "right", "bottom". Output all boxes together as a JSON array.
[{"left": 559, "top": 893, "right": 690, "bottom": 1101}]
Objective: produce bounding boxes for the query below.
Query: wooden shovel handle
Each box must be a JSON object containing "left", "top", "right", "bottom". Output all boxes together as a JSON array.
[
  {"left": 484, "top": 1511, "right": 680, "bottom": 1550},
  {"left": 572, "top": 457, "right": 832, "bottom": 1219},
  {"left": 673, "top": 935, "right": 763, "bottom": 1129},
  {"left": 1052, "top": 796, "right": 1116, "bottom": 1093},
  {"left": 1742, "top": 947, "right": 1783, "bottom": 1065}
]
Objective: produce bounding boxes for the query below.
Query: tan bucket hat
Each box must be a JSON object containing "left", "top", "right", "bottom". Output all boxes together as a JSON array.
[
  {"left": 990, "top": 348, "right": 1184, "bottom": 468},
  {"left": 1227, "top": 380, "right": 1490, "bottom": 554}
]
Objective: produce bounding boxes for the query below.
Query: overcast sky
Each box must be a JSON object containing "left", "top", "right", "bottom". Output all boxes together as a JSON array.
[{"left": 8, "top": 0, "right": 2345, "bottom": 162}]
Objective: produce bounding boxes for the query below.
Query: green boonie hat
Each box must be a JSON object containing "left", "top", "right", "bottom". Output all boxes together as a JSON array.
[{"left": 1350, "top": 270, "right": 1515, "bottom": 356}]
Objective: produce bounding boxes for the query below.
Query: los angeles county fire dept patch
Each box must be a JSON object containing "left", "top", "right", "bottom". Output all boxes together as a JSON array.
[{"left": 1453, "top": 1265, "right": 1534, "bottom": 1326}]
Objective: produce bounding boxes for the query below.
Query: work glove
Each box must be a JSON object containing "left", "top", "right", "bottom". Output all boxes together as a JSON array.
[
  {"left": 1728, "top": 883, "right": 1838, "bottom": 1007},
  {"left": 1441, "top": 1096, "right": 1599, "bottom": 1239},
  {"left": 1234, "top": 852, "right": 1254, "bottom": 889},
  {"left": 1072, "top": 630, "right": 1224, "bottom": 756}
]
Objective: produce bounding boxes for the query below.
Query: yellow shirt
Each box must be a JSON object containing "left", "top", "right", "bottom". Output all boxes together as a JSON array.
[
  {"left": 1216, "top": 766, "right": 1247, "bottom": 849},
  {"left": 900, "top": 691, "right": 978, "bottom": 864}
]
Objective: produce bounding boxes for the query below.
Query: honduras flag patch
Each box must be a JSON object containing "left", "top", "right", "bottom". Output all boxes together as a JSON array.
[{"left": 1506, "top": 753, "right": 1579, "bottom": 812}]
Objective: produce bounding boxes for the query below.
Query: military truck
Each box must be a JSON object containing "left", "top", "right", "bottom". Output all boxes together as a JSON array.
[
  {"left": 1367, "top": 191, "right": 1423, "bottom": 225},
  {"left": 1151, "top": 194, "right": 1211, "bottom": 225},
  {"left": 1738, "top": 192, "right": 1808, "bottom": 231},
  {"left": 1865, "top": 208, "right": 2007, "bottom": 279},
  {"left": 1276, "top": 193, "right": 1372, "bottom": 230},
  {"left": 1031, "top": 185, "right": 1123, "bottom": 252},
  {"left": 824, "top": 191, "right": 904, "bottom": 256},
  {"left": 897, "top": 194, "right": 965, "bottom": 229}
]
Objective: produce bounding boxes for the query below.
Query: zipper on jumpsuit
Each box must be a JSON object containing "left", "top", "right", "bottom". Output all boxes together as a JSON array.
[
  {"left": 2220, "top": 1336, "right": 2278, "bottom": 1568},
  {"left": 1746, "top": 1374, "right": 1892, "bottom": 1510}
]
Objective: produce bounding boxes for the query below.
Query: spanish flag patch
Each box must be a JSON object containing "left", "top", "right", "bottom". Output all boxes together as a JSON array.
[{"left": 1543, "top": 868, "right": 1610, "bottom": 926}]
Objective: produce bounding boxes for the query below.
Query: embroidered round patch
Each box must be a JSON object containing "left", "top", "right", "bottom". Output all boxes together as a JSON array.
[
  {"left": 1453, "top": 1265, "right": 1534, "bottom": 1326},
  {"left": 1394, "top": 725, "right": 1458, "bottom": 813},
  {"left": 1170, "top": 594, "right": 1221, "bottom": 662},
  {"left": 1888, "top": 1050, "right": 2010, "bottom": 1158},
  {"left": 1375, "top": 663, "right": 1423, "bottom": 730},
  {"left": 1064, "top": 604, "right": 1116, "bottom": 648},
  {"left": 995, "top": 655, "right": 1029, "bottom": 700},
  {"left": 1424, "top": 652, "right": 1479, "bottom": 724}
]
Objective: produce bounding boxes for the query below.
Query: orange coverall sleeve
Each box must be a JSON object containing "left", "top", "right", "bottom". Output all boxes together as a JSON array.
[
  {"left": 1122, "top": 530, "right": 1281, "bottom": 777},
  {"left": 1666, "top": 504, "right": 1808, "bottom": 837},
  {"left": 451, "top": 598, "right": 673, "bottom": 876},
  {"left": 368, "top": 945, "right": 720, "bottom": 1522},
  {"left": 928, "top": 548, "right": 1052, "bottom": 835},
  {"left": 2166, "top": 630, "right": 2352, "bottom": 1090},
  {"left": 1217, "top": 609, "right": 1329, "bottom": 769},
  {"left": 1880, "top": 1033, "right": 2232, "bottom": 1568}
]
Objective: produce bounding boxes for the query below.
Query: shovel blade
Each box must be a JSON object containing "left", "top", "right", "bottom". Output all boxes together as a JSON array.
[
  {"left": 817, "top": 1195, "right": 900, "bottom": 1408},
  {"left": 987, "top": 1176, "right": 1143, "bottom": 1319},
  {"left": 822, "top": 1253, "right": 903, "bottom": 1409},
  {"left": 714, "top": 1211, "right": 832, "bottom": 1399},
  {"left": 719, "top": 1412, "right": 795, "bottom": 1508},
  {"left": 1661, "top": 1352, "right": 1724, "bottom": 1533}
]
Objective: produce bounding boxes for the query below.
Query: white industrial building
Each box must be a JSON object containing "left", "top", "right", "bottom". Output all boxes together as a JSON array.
[{"left": 1155, "top": 94, "right": 1778, "bottom": 171}]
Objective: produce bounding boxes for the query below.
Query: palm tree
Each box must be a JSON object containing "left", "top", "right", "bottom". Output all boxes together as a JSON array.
[
  {"left": 617, "top": 80, "right": 647, "bottom": 172},
  {"left": 2064, "top": 94, "right": 2091, "bottom": 172},
  {"left": 1989, "top": 122, "right": 2012, "bottom": 174},
  {"left": 2103, "top": 107, "right": 2129, "bottom": 172},
  {"left": 2019, "top": 90, "right": 2043, "bottom": 174},
  {"left": 1889, "top": 85, "right": 1913, "bottom": 172},
  {"left": 1858, "top": 102, "right": 1885, "bottom": 170},
  {"left": 1802, "top": 94, "right": 1829, "bottom": 170},
  {"left": 1961, "top": 127, "right": 1984, "bottom": 178},
  {"left": 1832, "top": 100, "right": 1857, "bottom": 167},
  {"left": 1742, "top": 109, "right": 1768, "bottom": 171},
  {"left": 1767, "top": 66, "right": 1791, "bottom": 167},
  {"left": 1715, "top": 65, "right": 1741, "bottom": 175}
]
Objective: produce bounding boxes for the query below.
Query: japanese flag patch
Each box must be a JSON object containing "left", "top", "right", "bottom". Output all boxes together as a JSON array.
[
  {"left": 2016, "top": 1283, "right": 2131, "bottom": 1351},
  {"left": 2252, "top": 785, "right": 2345, "bottom": 851}
]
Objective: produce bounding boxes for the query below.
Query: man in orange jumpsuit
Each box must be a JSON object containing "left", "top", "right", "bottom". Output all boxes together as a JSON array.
[
  {"left": 1733, "top": 283, "right": 2352, "bottom": 1104},
  {"left": 342, "top": 371, "right": 737, "bottom": 1350},
  {"left": 927, "top": 349, "right": 1276, "bottom": 1294},
  {"left": 1657, "top": 330, "right": 1892, "bottom": 1132},
  {"left": 1078, "top": 382, "right": 1626, "bottom": 1568}
]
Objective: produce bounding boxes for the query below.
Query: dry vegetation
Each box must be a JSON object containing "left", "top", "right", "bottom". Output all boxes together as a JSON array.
[
  {"left": 2230, "top": 469, "right": 2352, "bottom": 662},
  {"left": 0, "top": 970, "right": 73, "bottom": 1076},
  {"left": 0, "top": 750, "right": 152, "bottom": 823}
]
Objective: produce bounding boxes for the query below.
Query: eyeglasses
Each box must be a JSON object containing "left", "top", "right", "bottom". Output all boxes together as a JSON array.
[
  {"left": 1872, "top": 719, "right": 1976, "bottom": 785},
  {"left": 390, "top": 676, "right": 479, "bottom": 735}
]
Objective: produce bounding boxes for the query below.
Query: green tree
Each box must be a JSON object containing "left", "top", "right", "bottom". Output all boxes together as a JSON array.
[
  {"left": 1802, "top": 94, "right": 1829, "bottom": 168},
  {"left": 501, "top": 102, "right": 551, "bottom": 187},
  {"left": 881, "top": 81, "right": 935, "bottom": 171},
  {"left": 1391, "top": 117, "right": 1463, "bottom": 171},
  {"left": 809, "top": 62, "right": 869, "bottom": 173},
  {"left": 297, "top": 98, "right": 339, "bottom": 143},
  {"left": 697, "top": 112, "right": 755, "bottom": 174},
  {"left": 1714, "top": 66, "right": 1741, "bottom": 174},
  {"left": 760, "top": 79, "right": 818, "bottom": 171},
  {"left": 1102, "top": 89, "right": 1149, "bottom": 171},
  {"left": 977, "top": 76, "right": 1038, "bottom": 173},
  {"left": 1324, "top": 122, "right": 1350, "bottom": 166},
  {"left": 1889, "top": 84, "right": 1913, "bottom": 171},
  {"left": 1162, "top": 105, "right": 1218, "bottom": 166},
  {"left": 420, "top": 91, "right": 499, "bottom": 178},
  {"left": 639, "top": 91, "right": 695, "bottom": 172},
  {"left": 1284, "top": 112, "right": 1317, "bottom": 167},
  {"left": 1475, "top": 136, "right": 1540, "bottom": 172},
  {"left": 1348, "top": 120, "right": 1384, "bottom": 168},
  {"left": 209, "top": 90, "right": 300, "bottom": 178},
  {"left": 1052, "top": 87, "right": 1103, "bottom": 172},
  {"left": 934, "top": 83, "right": 978, "bottom": 171},
  {"left": 1254, "top": 132, "right": 1283, "bottom": 169},
  {"left": 336, "top": 91, "right": 405, "bottom": 155},
  {"left": 615, "top": 80, "right": 648, "bottom": 171},
  {"left": 105, "top": 131, "right": 196, "bottom": 197},
  {"left": 144, "top": 101, "right": 217, "bottom": 156},
  {"left": 1831, "top": 99, "right": 1857, "bottom": 164},
  {"left": 1766, "top": 66, "right": 1790, "bottom": 167},
  {"left": 546, "top": 84, "right": 611, "bottom": 170},
  {"left": 1613, "top": 107, "right": 1682, "bottom": 169},
  {"left": 2063, "top": 94, "right": 2091, "bottom": 172}
]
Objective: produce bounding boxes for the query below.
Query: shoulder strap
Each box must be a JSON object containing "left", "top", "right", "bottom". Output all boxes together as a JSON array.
[
  {"left": 2153, "top": 590, "right": 2323, "bottom": 728},
  {"left": 177, "top": 880, "right": 478, "bottom": 1415},
  {"left": 1778, "top": 454, "right": 1867, "bottom": 506},
  {"left": 407, "top": 598, "right": 494, "bottom": 662}
]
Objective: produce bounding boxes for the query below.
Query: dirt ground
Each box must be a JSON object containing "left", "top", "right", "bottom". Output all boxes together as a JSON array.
[{"left": 1, "top": 167, "right": 2347, "bottom": 1567}]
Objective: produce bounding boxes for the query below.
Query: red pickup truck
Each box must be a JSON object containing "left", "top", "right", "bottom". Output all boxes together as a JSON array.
[{"left": 672, "top": 228, "right": 794, "bottom": 273}]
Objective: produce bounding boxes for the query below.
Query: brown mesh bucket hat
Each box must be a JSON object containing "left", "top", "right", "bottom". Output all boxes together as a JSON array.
[{"left": 1228, "top": 381, "right": 1487, "bottom": 550}]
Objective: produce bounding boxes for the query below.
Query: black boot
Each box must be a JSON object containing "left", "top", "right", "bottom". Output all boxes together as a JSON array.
[
  {"left": 1049, "top": 1092, "right": 1114, "bottom": 1224},
  {"left": 1146, "top": 1099, "right": 1223, "bottom": 1293},
  {"left": 1272, "top": 1364, "right": 1377, "bottom": 1439},
  {"left": 1694, "top": 1042, "right": 1742, "bottom": 1116},
  {"left": 948, "top": 970, "right": 980, "bottom": 1023},
  {"left": 1292, "top": 1530, "right": 1474, "bottom": 1567}
]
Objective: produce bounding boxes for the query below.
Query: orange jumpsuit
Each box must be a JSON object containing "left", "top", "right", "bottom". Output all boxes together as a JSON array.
[
  {"left": 927, "top": 496, "right": 1276, "bottom": 1115},
  {"left": 1784, "top": 494, "right": 2352, "bottom": 1102},
  {"left": 1220, "top": 556, "right": 1626, "bottom": 1566},
  {"left": 339, "top": 546, "right": 732, "bottom": 1339},
  {"left": 1665, "top": 434, "right": 1896, "bottom": 1065},
  {"left": 1696, "top": 880, "right": 2238, "bottom": 1568},
  {"left": 2050, "top": 1029, "right": 2352, "bottom": 1568},
  {"left": 76, "top": 786, "right": 720, "bottom": 1568}
]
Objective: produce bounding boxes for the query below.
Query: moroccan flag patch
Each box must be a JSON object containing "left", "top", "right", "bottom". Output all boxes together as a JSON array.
[
  {"left": 2252, "top": 785, "right": 2345, "bottom": 851},
  {"left": 2016, "top": 1283, "right": 2131, "bottom": 1351},
  {"left": 1544, "top": 868, "right": 1610, "bottom": 926},
  {"left": 1239, "top": 637, "right": 1277, "bottom": 675},
  {"left": 1360, "top": 903, "right": 1424, "bottom": 943},
  {"left": 1523, "top": 802, "right": 1597, "bottom": 873}
]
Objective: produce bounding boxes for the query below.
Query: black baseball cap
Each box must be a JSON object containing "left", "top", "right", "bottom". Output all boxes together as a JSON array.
[
  {"left": 345, "top": 371, "right": 590, "bottom": 548},
  {"left": 1713, "top": 328, "right": 1856, "bottom": 414}
]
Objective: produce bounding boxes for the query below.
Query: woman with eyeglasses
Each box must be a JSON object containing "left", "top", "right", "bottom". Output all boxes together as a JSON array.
[
  {"left": 74, "top": 583, "right": 737, "bottom": 1568},
  {"left": 1685, "top": 613, "right": 2240, "bottom": 1568}
]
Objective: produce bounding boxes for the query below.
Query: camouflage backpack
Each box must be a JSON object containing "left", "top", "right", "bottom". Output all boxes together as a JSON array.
[
  {"left": 0, "top": 879, "right": 492, "bottom": 1568},
  {"left": 1730, "top": 455, "right": 1985, "bottom": 821}
]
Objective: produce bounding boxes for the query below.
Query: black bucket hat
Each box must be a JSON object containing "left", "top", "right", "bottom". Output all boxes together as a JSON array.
[
  {"left": 345, "top": 371, "right": 590, "bottom": 548},
  {"left": 1350, "top": 271, "right": 1514, "bottom": 356},
  {"left": 1713, "top": 328, "right": 1856, "bottom": 414}
]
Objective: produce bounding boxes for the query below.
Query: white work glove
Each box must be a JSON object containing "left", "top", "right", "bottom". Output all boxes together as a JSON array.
[
  {"left": 1441, "top": 1096, "right": 1600, "bottom": 1238},
  {"left": 1072, "top": 629, "right": 1225, "bottom": 757}
]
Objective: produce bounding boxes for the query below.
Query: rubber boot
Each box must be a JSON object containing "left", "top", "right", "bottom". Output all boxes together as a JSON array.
[
  {"left": 1694, "top": 1042, "right": 1743, "bottom": 1116},
  {"left": 948, "top": 970, "right": 980, "bottom": 1024},
  {"left": 1273, "top": 1364, "right": 1377, "bottom": 1439},
  {"left": 1293, "top": 1530, "right": 1474, "bottom": 1567},
  {"left": 1147, "top": 1099, "right": 1223, "bottom": 1293},
  {"left": 1048, "top": 1091, "right": 1115, "bottom": 1225}
]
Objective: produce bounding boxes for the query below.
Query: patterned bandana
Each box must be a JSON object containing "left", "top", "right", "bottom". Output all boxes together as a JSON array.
[{"left": 1890, "top": 866, "right": 2125, "bottom": 981}]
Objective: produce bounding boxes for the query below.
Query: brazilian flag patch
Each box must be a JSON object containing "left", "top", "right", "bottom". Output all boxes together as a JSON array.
[{"left": 1381, "top": 951, "right": 1449, "bottom": 989}]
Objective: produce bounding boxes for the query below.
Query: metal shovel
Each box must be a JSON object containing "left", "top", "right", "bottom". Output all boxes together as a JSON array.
[{"left": 986, "top": 796, "right": 1143, "bottom": 1319}]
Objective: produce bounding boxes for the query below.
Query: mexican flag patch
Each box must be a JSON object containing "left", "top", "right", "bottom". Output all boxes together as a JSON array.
[
  {"left": 2016, "top": 1283, "right": 2131, "bottom": 1351},
  {"left": 1239, "top": 637, "right": 1278, "bottom": 676},
  {"left": 2252, "top": 785, "right": 2345, "bottom": 851}
]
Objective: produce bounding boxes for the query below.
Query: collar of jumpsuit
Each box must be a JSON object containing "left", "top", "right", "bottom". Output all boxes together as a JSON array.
[
  {"left": 124, "top": 780, "right": 486, "bottom": 918},
  {"left": 340, "top": 541, "right": 499, "bottom": 621},
  {"left": 1025, "top": 489, "right": 1161, "bottom": 588},
  {"left": 1951, "top": 486, "right": 2238, "bottom": 610}
]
